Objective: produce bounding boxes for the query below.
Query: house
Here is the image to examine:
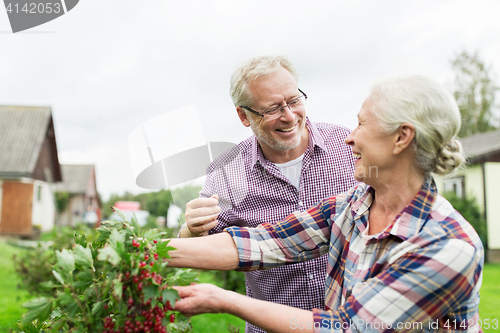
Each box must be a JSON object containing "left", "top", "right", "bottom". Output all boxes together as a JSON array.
[
  {"left": 55, "top": 164, "right": 101, "bottom": 227},
  {"left": 435, "top": 129, "right": 500, "bottom": 263},
  {"left": 0, "top": 106, "right": 62, "bottom": 236}
]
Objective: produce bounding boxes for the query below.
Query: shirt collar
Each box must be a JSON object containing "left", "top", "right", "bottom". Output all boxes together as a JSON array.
[
  {"left": 250, "top": 117, "right": 326, "bottom": 169},
  {"left": 353, "top": 177, "right": 438, "bottom": 241}
]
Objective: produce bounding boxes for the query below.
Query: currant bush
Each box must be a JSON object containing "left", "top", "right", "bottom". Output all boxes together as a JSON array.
[{"left": 16, "top": 208, "right": 197, "bottom": 333}]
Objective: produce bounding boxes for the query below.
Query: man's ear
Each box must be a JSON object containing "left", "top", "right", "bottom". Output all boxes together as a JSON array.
[
  {"left": 394, "top": 123, "right": 416, "bottom": 155},
  {"left": 236, "top": 107, "right": 251, "bottom": 127}
]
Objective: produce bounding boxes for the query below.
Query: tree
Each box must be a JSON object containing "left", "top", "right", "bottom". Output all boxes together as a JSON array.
[{"left": 450, "top": 50, "right": 499, "bottom": 137}]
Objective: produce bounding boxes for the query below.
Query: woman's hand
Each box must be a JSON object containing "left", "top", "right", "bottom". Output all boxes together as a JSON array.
[{"left": 173, "top": 283, "right": 229, "bottom": 317}]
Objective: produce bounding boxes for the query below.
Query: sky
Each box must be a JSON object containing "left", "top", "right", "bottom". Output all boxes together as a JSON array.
[{"left": 1, "top": 0, "right": 499, "bottom": 201}]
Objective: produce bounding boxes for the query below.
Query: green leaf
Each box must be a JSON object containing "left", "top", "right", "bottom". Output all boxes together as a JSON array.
[
  {"left": 130, "top": 214, "right": 141, "bottom": 235},
  {"left": 170, "top": 269, "right": 198, "bottom": 286},
  {"left": 112, "top": 207, "right": 128, "bottom": 222},
  {"left": 143, "top": 285, "right": 159, "bottom": 303},
  {"left": 50, "top": 319, "right": 66, "bottom": 332},
  {"left": 114, "top": 239, "right": 127, "bottom": 258},
  {"left": 143, "top": 229, "right": 158, "bottom": 241},
  {"left": 67, "top": 301, "right": 80, "bottom": 318},
  {"left": 40, "top": 280, "right": 60, "bottom": 290},
  {"left": 50, "top": 319, "right": 66, "bottom": 331},
  {"left": 73, "top": 270, "right": 93, "bottom": 289},
  {"left": 161, "top": 288, "right": 179, "bottom": 307},
  {"left": 55, "top": 249, "right": 75, "bottom": 275},
  {"left": 56, "top": 292, "right": 79, "bottom": 318},
  {"left": 52, "top": 270, "right": 64, "bottom": 285},
  {"left": 91, "top": 301, "right": 104, "bottom": 317},
  {"left": 74, "top": 245, "right": 94, "bottom": 270},
  {"left": 97, "top": 246, "right": 121, "bottom": 266},
  {"left": 22, "top": 297, "right": 53, "bottom": 324},
  {"left": 113, "top": 278, "right": 123, "bottom": 301},
  {"left": 93, "top": 227, "right": 111, "bottom": 247},
  {"left": 156, "top": 240, "right": 175, "bottom": 259},
  {"left": 108, "top": 228, "right": 125, "bottom": 248},
  {"left": 57, "top": 291, "right": 75, "bottom": 306},
  {"left": 74, "top": 232, "right": 87, "bottom": 248}
]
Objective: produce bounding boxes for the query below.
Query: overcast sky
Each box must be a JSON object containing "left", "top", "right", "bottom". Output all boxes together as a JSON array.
[{"left": 1, "top": 0, "right": 499, "bottom": 201}]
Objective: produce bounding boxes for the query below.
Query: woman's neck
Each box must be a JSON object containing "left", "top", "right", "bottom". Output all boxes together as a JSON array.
[{"left": 367, "top": 168, "right": 425, "bottom": 235}]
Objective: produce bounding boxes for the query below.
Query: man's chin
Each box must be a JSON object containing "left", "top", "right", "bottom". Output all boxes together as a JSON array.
[{"left": 270, "top": 138, "right": 301, "bottom": 151}]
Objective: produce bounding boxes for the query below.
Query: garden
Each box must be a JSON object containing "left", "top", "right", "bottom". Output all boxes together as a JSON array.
[{"left": 0, "top": 211, "right": 246, "bottom": 333}]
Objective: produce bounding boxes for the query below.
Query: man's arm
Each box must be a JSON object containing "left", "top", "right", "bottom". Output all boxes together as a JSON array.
[
  {"left": 174, "top": 283, "right": 314, "bottom": 333},
  {"left": 167, "top": 232, "right": 239, "bottom": 270}
]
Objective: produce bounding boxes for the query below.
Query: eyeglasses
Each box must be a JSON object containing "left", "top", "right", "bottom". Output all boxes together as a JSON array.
[{"left": 240, "top": 89, "right": 307, "bottom": 121}]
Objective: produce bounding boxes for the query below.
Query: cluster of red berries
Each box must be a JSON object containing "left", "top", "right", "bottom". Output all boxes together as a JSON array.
[
  {"left": 102, "top": 306, "right": 175, "bottom": 333},
  {"left": 101, "top": 238, "right": 177, "bottom": 333}
]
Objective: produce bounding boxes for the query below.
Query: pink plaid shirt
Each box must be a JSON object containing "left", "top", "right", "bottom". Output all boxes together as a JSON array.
[{"left": 203, "top": 118, "right": 357, "bottom": 333}]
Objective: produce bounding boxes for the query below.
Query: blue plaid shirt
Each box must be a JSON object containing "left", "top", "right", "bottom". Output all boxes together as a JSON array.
[{"left": 226, "top": 179, "right": 484, "bottom": 332}]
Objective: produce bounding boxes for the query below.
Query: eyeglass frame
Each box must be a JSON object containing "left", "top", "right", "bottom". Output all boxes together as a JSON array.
[{"left": 239, "top": 88, "right": 307, "bottom": 119}]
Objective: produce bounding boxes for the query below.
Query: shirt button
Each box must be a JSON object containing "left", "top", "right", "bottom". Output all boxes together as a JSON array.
[
  {"left": 299, "top": 201, "right": 303, "bottom": 206},
  {"left": 309, "top": 274, "right": 314, "bottom": 280}
]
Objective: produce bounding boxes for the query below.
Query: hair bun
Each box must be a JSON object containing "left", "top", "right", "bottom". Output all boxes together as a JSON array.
[{"left": 433, "top": 139, "right": 465, "bottom": 175}]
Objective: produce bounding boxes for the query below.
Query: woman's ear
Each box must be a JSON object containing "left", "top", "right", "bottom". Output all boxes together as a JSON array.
[
  {"left": 236, "top": 107, "right": 251, "bottom": 127},
  {"left": 394, "top": 123, "right": 416, "bottom": 155}
]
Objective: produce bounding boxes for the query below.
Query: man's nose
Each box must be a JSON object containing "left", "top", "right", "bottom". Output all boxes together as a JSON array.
[{"left": 279, "top": 105, "right": 295, "bottom": 121}]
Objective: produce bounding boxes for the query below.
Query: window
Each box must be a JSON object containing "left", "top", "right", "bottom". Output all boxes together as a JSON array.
[
  {"left": 36, "top": 185, "right": 42, "bottom": 202},
  {"left": 443, "top": 176, "right": 465, "bottom": 198}
]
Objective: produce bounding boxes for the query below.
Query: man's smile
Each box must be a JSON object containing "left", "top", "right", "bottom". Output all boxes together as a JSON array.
[{"left": 276, "top": 124, "right": 296, "bottom": 132}]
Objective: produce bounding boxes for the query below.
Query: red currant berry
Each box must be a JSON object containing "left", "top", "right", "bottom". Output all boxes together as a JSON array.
[{"left": 169, "top": 314, "right": 175, "bottom": 323}]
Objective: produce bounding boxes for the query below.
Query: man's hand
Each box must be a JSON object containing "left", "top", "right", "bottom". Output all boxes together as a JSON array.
[{"left": 180, "top": 194, "right": 221, "bottom": 237}]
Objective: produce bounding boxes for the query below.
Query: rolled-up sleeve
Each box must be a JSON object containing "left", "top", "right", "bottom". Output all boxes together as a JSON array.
[{"left": 225, "top": 196, "right": 335, "bottom": 271}]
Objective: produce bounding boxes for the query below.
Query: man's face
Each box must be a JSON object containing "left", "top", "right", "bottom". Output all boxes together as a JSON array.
[{"left": 242, "top": 66, "right": 307, "bottom": 153}]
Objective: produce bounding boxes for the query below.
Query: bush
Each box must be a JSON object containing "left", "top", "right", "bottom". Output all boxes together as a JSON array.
[
  {"left": 13, "top": 225, "right": 97, "bottom": 297},
  {"left": 14, "top": 208, "right": 197, "bottom": 333},
  {"left": 444, "top": 192, "right": 487, "bottom": 248},
  {"left": 213, "top": 271, "right": 246, "bottom": 295}
]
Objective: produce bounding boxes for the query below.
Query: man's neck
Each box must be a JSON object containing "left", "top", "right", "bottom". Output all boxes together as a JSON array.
[{"left": 260, "top": 126, "right": 310, "bottom": 164}]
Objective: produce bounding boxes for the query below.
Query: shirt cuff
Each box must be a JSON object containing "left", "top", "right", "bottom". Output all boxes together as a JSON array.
[{"left": 224, "top": 226, "right": 263, "bottom": 271}]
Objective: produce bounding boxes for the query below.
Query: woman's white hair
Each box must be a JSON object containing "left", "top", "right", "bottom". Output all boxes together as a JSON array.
[
  {"left": 368, "top": 75, "right": 465, "bottom": 176},
  {"left": 229, "top": 56, "right": 298, "bottom": 107}
]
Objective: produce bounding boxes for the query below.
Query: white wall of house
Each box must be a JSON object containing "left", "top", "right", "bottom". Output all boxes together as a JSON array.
[
  {"left": 31, "top": 180, "right": 56, "bottom": 231},
  {"left": 464, "top": 165, "right": 485, "bottom": 213},
  {"left": 485, "top": 163, "right": 500, "bottom": 249},
  {"left": 68, "top": 195, "right": 85, "bottom": 227}
]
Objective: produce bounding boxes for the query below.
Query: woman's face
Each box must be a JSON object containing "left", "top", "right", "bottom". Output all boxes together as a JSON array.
[{"left": 345, "top": 98, "right": 397, "bottom": 185}]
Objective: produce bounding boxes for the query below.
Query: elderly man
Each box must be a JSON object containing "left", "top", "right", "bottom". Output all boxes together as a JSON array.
[{"left": 179, "top": 56, "right": 357, "bottom": 333}]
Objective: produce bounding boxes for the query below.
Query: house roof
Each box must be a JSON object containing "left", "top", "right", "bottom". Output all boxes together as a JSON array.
[
  {"left": 460, "top": 129, "right": 500, "bottom": 163},
  {"left": 0, "top": 106, "right": 54, "bottom": 178},
  {"left": 57, "top": 164, "right": 94, "bottom": 194}
]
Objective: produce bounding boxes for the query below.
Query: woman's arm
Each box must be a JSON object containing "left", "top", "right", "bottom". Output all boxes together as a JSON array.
[
  {"left": 167, "top": 232, "right": 239, "bottom": 271},
  {"left": 174, "top": 284, "right": 314, "bottom": 333}
]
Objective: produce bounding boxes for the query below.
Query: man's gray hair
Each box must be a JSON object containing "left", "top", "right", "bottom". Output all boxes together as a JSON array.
[
  {"left": 229, "top": 56, "right": 299, "bottom": 107},
  {"left": 368, "top": 75, "right": 465, "bottom": 176}
]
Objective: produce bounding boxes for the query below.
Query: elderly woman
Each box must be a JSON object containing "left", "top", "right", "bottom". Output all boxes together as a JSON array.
[{"left": 167, "top": 76, "right": 483, "bottom": 333}]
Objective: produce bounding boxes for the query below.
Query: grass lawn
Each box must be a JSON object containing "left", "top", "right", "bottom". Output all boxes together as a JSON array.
[
  {"left": 479, "top": 263, "right": 500, "bottom": 331},
  {"left": 0, "top": 240, "right": 31, "bottom": 332}
]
